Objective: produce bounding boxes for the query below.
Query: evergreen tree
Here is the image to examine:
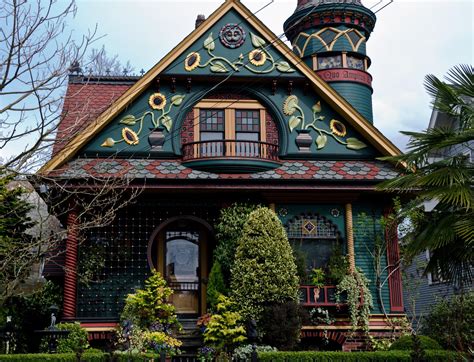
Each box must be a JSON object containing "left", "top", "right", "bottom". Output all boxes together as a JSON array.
[
  {"left": 206, "top": 260, "right": 227, "bottom": 311},
  {"left": 230, "top": 207, "right": 299, "bottom": 321},
  {"left": 214, "top": 202, "right": 258, "bottom": 286},
  {"left": 379, "top": 64, "right": 473, "bottom": 285}
]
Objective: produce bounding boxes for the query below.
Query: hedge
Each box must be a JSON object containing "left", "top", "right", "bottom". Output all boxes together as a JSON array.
[
  {"left": 0, "top": 353, "right": 166, "bottom": 361},
  {"left": 258, "top": 350, "right": 465, "bottom": 361},
  {"left": 389, "top": 335, "right": 441, "bottom": 351},
  {"left": 0, "top": 352, "right": 107, "bottom": 361}
]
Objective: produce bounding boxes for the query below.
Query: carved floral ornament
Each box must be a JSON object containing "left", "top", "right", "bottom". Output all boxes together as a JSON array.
[
  {"left": 282, "top": 95, "right": 367, "bottom": 151},
  {"left": 101, "top": 92, "right": 185, "bottom": 148},
  {"left": 184, "top": 31, "right": 295, "bottom": 74}
]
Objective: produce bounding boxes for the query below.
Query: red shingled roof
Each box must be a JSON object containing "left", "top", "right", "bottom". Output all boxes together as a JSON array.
[{"left": 52, "top": 79, "right": 134, "bottom": 156}]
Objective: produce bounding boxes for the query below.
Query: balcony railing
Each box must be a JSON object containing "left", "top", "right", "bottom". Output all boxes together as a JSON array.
[
  {"left": 182, "top": 139, "right": 279, "bottom": 162},
  {"left": 299, "top": 285, "right": 339, "bottom": 307}
]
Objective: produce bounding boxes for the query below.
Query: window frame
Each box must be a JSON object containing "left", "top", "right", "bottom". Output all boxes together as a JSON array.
[{"left": 192, "top": 99, "right": 267, "bottom": 157}]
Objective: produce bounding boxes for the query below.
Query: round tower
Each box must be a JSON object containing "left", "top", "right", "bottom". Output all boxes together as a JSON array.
[{"left": 284, "top": 0, "right": 376, "bottom": 122}]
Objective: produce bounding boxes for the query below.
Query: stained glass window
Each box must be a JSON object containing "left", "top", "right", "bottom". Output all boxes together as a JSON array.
[
  {"left": 200, "top": 109, "right": 224, "bottom": 131},
  {"left": 318, "top": 55, "right": 342, "bottom": 70},
  {"left": 235, "top": 110, "right": 260, "bottom": 132},
  {"left": 347, "top": 56, "right": 365, "bottom": 70}
]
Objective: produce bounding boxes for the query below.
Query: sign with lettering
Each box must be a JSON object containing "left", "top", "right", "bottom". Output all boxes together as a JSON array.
[{"left": 316, "top": 69, "right": 372, "bottom": 87}]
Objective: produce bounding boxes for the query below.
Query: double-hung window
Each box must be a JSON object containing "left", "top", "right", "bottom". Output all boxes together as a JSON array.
[{"left": 192, "top": 99, "right": 267, "bottom": 158}]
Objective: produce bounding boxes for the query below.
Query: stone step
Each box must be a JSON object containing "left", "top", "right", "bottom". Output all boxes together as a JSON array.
[{"left": 179, "top": 318, "right": 199, "bottom": 331}]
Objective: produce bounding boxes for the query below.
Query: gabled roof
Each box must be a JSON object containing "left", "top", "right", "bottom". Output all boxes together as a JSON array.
[{"left": 40, "top": 0, "right": 401, "bottom": 174}]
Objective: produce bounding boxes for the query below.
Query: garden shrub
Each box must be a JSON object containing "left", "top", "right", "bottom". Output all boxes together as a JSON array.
[
  {"left": 231, "top": 207, "right": 299, "bottom": 321},
  {"left": 421, "top": 292, "right": 473, "bottom": 352},
  {"left": 214, "top": 202, "right": 258, "bottom": 285},
  {"left": 233, "top": 344, "right": 277, "bottom": 360},
  {"left": 203, "top": 295, "right": 246, "bottom": 355},
  {"left": 0, "top": 352, "right": 107, "bottom": 361},
  {"left": 258, "top": 350, "right": 465, "bottom": 361},
  {"left": 389, "top": 334, "right": 441, "bottom": 351},
  {"left": 206, "top": 260, "right": 227, "bottom": 311},
  {"left": 117, "top": 271, "right": 181, "bottom": 355},
  {"left": 259, "top": 302, "right": 301, "bottom": 350},
  {"left": 48, "top": 322, "right": 89, "bottom": 353}
]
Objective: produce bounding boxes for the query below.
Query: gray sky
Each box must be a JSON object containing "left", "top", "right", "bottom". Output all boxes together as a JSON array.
[{"left": 72, "top": 0, "right": 473, "bottom": 150}]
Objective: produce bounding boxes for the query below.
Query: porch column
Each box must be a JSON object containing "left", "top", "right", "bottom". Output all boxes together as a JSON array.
[
  {"left": 345, "top": 203, "right": 355, "bottom": 273},
  {"left": 385, "top": 209, "right": 404, "bottom": 312},
  {"left": 63, "top": 206, "right": 79, "bottom": 320}
]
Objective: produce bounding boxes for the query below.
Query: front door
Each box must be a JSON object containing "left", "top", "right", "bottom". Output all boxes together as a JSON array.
[{"left": 165, "top": 230, "right": 200, "bottom": 314}]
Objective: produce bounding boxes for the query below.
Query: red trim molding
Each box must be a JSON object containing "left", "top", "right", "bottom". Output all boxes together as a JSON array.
[
  {"left": 316, "top": 69, "right": 372, "bottom": 88},
  {"left": 385, "top": 211, "right": 404, "bottom": 312},
  {"left": 63, "top": 206, "right": 78, "bottom": 320}
]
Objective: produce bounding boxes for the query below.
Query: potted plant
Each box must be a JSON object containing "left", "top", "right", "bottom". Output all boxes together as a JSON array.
[{"left": 310, "top": 268, "right": 326, "bottom": 301}]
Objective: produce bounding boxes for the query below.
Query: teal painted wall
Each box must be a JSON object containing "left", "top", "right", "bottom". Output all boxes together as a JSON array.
[
  {"left": 164, "top": 10, "right": 303, "bottom": 79},
  {"left": 353, "top": 206, "right": 390, "bottom": 315},
  {"left": 81, "top": 81, "right": 380, "bottom": 159},
  {"left": 330, "top": 82, "right": 373, "bottom": 122},
  {"left": 278, "top": 203, "right": 392, "bottom": 315}
]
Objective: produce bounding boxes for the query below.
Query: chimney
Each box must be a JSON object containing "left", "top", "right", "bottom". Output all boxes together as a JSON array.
[{"left": 195, "top": 14, "right": 206, "bottom": 29}]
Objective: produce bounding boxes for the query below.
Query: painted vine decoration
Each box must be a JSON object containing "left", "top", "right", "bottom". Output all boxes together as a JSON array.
[
  {"left": 101, "top": 92, "right": 185, "bottom": 147},
  {"left": 184, "top": 32, "right": 295, "bottom": 74},
  {"left": 282, "top": 95, "right": 367, "bottom": 150}
]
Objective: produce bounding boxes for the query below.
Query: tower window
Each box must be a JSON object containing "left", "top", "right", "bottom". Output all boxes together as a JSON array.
[
  {"left": 318, "top": 55, "right": 342, "bottom": 70},
  {"left": 347, "top": 56, "right": 365, "bottom": 70}
]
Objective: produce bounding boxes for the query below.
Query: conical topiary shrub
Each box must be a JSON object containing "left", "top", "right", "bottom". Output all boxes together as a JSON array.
[{"left": 230, "top": 207, "right": 299, "bottom": 321}]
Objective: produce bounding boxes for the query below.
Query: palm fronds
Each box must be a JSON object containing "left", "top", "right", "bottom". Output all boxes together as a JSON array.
[{"left": 379, "top": 64, "right": 474, "bottom": 286}]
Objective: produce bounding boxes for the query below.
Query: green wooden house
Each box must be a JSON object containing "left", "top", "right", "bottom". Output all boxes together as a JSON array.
[{"left": 41, "top": 0, "right": 404, "bottom": 351}]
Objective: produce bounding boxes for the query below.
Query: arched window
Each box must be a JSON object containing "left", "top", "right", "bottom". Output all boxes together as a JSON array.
[{"left": 285, "top": 213, "right": 342, "bottom": 282}]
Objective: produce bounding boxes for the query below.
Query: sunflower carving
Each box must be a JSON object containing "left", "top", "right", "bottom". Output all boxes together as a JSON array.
[
  {"left": 149, "top": 93, "right": 167, "bottom": 110},
  {"left": 282, "top": 95, "right": 367, "bottom": 151},
  {"left": 182, "top": 31, "right": 295, "bottom": 74},
  {"left": 100, "top": 92, "right": 185, "bottom": 149}
]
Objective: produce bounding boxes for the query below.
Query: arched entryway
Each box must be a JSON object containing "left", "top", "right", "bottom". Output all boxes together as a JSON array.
[{"left": 147, "top": 216, "right": 213, "bottom": 316}]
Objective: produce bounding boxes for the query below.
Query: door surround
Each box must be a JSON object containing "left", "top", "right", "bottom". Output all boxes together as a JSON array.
[{"left": 147, "top": 216, "right": 213, "bottom": 315}]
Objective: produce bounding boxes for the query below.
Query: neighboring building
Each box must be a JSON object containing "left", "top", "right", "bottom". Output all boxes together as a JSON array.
[
  {"left": 40, "top": 0, "right": 405, "bottom": 351},
  {"left": 403, "top": 97, "right": 473, "bottom": 324}
]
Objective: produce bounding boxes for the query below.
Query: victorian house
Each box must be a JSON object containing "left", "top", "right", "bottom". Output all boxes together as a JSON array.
[{"left": 41, "top": 0, "right": 404, "bottom": 351}]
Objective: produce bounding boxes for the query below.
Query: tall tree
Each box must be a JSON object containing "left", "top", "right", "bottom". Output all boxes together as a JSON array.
[
  {"left": 378, "top": 64, "right": 473, "bottom": 286},
  {"left": 0, "top": 0, "right": 141, "bottom": 303}
]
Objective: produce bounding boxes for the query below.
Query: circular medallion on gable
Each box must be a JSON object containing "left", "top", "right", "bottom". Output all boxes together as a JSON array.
[{"left": 219, "top": 23, "right": 246, "bottom": 49}]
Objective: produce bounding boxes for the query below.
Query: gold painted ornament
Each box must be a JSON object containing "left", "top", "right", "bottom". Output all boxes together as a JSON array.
[
  {"left": 149, "top": 93, "right": 167, "bottom": 110},
  {"left": 330, "top": 119, "right": 347, "bottom": 137},
  {"left": 248, "top": 49, "right": 267, "bottom": 66},
  {"left": 122, "top": 127, "right": 139, "bottom": 145},
  {"left": 184, "top": 52, "right": 201, "bottom": 71}
]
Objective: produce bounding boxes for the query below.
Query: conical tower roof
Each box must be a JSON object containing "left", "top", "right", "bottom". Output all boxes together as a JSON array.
[{"left": 295, "top": 0, "right": 364, "bottom": 11}]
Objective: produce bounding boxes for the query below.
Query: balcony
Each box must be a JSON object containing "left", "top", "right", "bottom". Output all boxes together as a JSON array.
[{"left": 181, "top": 139, "right": 280, "bottom": 173}]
